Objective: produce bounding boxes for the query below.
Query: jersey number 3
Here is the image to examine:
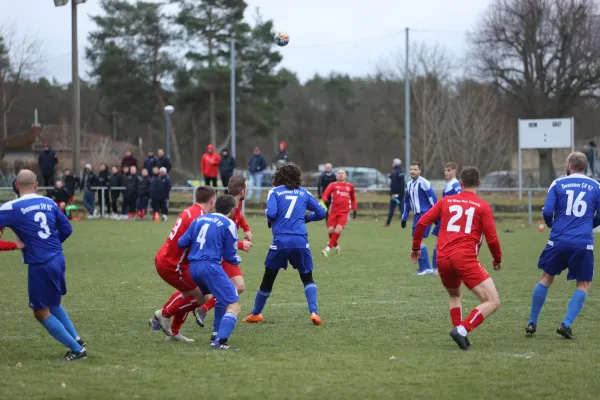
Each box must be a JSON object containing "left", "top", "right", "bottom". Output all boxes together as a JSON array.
[
  {"left": 446, "top": 205, "right": 475, "bottom": 234},
  {"left": 34, "top": 212, "right": 51, "bottom": 239}
]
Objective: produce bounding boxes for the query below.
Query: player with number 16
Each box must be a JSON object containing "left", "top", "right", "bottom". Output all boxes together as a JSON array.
[{"left": 410, "top": 166, "right": 503, "bottom": 350}]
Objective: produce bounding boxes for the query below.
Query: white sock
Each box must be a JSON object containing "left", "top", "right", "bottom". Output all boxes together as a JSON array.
[
  {"left": 325, "top": 247, "right": 330, "bottom": 251},
  {"left": 457, "top": 325, "right": 468, "bottom": 337}
]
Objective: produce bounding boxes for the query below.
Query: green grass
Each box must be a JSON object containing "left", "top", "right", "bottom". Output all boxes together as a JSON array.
[{"left": 0, "top": 217, "right": 598, "bottom": 399}]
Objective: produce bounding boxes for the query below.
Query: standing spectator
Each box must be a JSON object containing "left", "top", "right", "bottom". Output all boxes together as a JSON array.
[
  {"left": 38, "top": 143, "right": 59, "bottom": 188},
  {"left": 201, "top": 144, "right": 221, "bottom": 187},
  {"left": 219, "top": 148, "right": 236, "bottom": 193},
  {"left": 274, "top": 141, "right": 289, "bottom": 169},
  {"left": 150, "top": 167, "right": 172, "bottom": 222},
  {"left": 317, "top": 163, "right": 337, "bottom": 220},
  {"left": 384, "top": 158, "right": 405, "bottom": 227},
  {"left": 136, "top": 168, "right": 151, "bottom": 220},
  {"left": 156, "top": 148, "right": 172, "bottom": 173},
  {"left": 247, "top": 146, "right": 266, "bottom": 201},
  {"left": 63, "top": 169, "right": 80, "bottom": 204},
  {"left": 120, "top": 166, "right": 130, "bottom": 218},
  {"left": 97, "top": 163, "right": 111, "bottom": 216},
  {"left": 12, "top": 178, "right": 18, "bottom": 198},
  {"left": 121, "top": 150, "right": 138, "bottom": 170},
  {"left": 109, "top": 165, "right": 122, "bottom": 219},
  {"left": 144, "top": 150, "right": 159, "bottom": 173},
  {"left": 124, "top": 165, "right": 139, "bottom": 220},
  {"left": 81, "top": 164, "right": 98, "bottom": 218},
  {"left": 49, "top": 180, "right": 71, "bottom": 214}
]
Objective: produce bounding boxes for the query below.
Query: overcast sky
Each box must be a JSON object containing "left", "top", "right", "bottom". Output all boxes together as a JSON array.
[{"left": 3, "top": 0, "right": 491, "bottom": 83}]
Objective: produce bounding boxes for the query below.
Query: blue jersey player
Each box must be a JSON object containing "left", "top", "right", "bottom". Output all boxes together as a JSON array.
[
  {"left": 401, "top": 162, "right": 438, "bottom": 275},
  {"left": 0, "top": 170, "right": 86, "bottom": 360},
  {"left": 431, "top": 162, "right": 462, "bottom": 272},
  {"left": 242, "top": 163, "right": 327, "bottom": 325},
  {"left": 178, "top": 195, "right": 242, "bottom": 350},
  {"left": 526, "top": 152, "right": 600, "bottom": 339}
]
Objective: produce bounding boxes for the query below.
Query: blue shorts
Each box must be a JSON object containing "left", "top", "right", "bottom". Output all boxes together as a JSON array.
[
  {"left": 189, "top": 261, "right": 239, "bottom": 306},
  {"left": 538, "top": 245, "right": 594, "bottom": 282},
  {"left": 412, "top": 214, "right": 432, "bottom": 238},
  {"left": 28, "top": 254, "right": 67, "bottom": 310},
  {"left": 265, "top": 247, "right": 314, "bottom": 275}
]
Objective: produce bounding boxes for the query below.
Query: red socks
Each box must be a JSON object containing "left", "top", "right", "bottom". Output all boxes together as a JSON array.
[
  {"left": 461, "top": 309, "right": 484, "bottom": 332},
  {"left": 201, "top": 296, "right": 217, "bottom": 313},
  {"left": 450, "top": 307, "right": 462, "bottom": 327},
  {"left": 328, "top": 233, "right": 340, "bottom": 248},
  {"left": 171, "top": 312, "right": 188, "bottom": 336},
  {"left": 162, "top": 293, "right": 199, "bottom": 318}
]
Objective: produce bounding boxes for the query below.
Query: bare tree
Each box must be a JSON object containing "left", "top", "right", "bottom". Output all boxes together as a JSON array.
[
  {"left": 469, "top": 0, "right": 600, "bottom": 186},
  {"left": 0, "top": 24, "right": 44, "bottom": 139}
]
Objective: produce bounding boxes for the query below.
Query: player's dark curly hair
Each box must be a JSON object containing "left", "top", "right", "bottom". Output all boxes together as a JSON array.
[{"left": 272, "top": 163, "right": 302, "bottom": 189}]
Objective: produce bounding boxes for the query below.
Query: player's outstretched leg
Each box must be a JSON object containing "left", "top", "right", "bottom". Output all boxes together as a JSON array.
[
  {"left": 322, "top": 226, "right": 335, "bottom": 257},
  {"left": 558, "top": 282, "right": 590, "bottom": 340},
  {"left": 450, "top": 278, "right": 500, "bottom": 350},
  {"left": 243, "top": 268, "right": 279, "bottom": 323},
  {"left": 195, "top": 296, "right": 217, "bottom": 328},
  {"left": 50, "top": 305, "right": 86, "bottom": 348},
  {"left": 35, "top": 309, "right": 87, "bottom": 361},
  {"left": 526, "top": 274, "right": 553, "bottom": 335},
  {"left": 299, "top": 271, "right": 322, "bottom": 325}
]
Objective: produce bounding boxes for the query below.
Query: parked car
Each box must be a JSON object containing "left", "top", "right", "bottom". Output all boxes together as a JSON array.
[{"left": 311, "top": 166, "right": 389, "bottom": 189}]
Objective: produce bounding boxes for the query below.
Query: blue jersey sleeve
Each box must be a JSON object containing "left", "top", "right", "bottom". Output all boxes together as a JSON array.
[
  {"left": 265, "top": 189, "right": 278, "bottom": 222},
  {"left": 223, "top": 221, "right": 241, "bottom": 265},
  {"left": 0, "top": 206, "right": 13, "bottom": 228},
  {"left": 542, "top": 182, "right": 557, "bottom": 228},
  {"left": 305, "top": 194, "right": 326, "bottom": 223},
  {"left": 55, "top": 207, "right": 73, "bottom": 243},
  {"left": 178, "top": 219, "right": 196, "bottom": 249},
  {"left": 453, "top": 182, "right": 462, "bottom": 194},
  {"left": 427, "top": 187, "right": 437, "bottom": 206},
  {"left": 402, "top": 186, "right": 411, "bottom": 221}
]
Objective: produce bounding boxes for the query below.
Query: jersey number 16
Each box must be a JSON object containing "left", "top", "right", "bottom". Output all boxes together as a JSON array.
[{"left": 446, "top": 205, "right": 475, "bottom": 234}]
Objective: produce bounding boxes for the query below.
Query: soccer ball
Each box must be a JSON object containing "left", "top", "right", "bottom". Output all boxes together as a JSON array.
[{"left": 274, "top": 32, "right": 289, "bottom": 47}]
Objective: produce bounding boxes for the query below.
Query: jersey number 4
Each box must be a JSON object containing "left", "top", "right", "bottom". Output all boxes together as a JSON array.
[
  {"left": 446, "top": 205, "right": 475, "bottom": 234},
  {"left": 196, "top": 224, "right": 210, "bottom": 249},
  {"left": 35, "top": 212, "right": 51, "bottom": 239},
  {"left": 566, "top": 190, "right": 586, "bottom": 217}
]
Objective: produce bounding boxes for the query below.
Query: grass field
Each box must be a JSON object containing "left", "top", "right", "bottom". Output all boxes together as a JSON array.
[{"left": 0, "top": 217, "right": 599, "bottom": 399}]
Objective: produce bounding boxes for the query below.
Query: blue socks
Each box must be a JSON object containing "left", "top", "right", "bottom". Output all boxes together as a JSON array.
[
  {"left": 213, "top": 301, "right": 226, "bottom": 333},
  {"left": 251, "top": 290, "right": 271, "bottom": 315},
  {"left": 50, "top": 305, "right": 79, "bottom": 340},
  {"left": 418, "top": 245, "right": 430, "bottom": 271},
  {"left": 528, "top": 283, "right": 549, "bottom": 325},
  {"left": 563, "top": 289, "right": 587, "bottom": 328},
  {"left": 41, "top": 315, "right": 83, "bottom": 352},
  {"left": 215, "top": 312, "right": 237, "bottom": 343},
  {"left": 303, "top": 283, "right": 318, "bottom": 314},
  {"left": 432, "top": 246, "right": 437, "bottom": 270}
]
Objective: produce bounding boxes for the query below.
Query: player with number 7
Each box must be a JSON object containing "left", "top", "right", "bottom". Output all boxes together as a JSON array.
[{"left": 410, "top": 166, "right": 503, "bottom": 351}]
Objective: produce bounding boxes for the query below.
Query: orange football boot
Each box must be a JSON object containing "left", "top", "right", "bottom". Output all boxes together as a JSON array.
[
  {"left": 242, "top": 313, "right": 264, "bottom": 323},
  {"left": 310, "top": 313, "right": 323, "bottom": 325}
]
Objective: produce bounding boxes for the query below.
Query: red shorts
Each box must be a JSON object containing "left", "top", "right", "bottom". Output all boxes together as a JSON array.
[
  {"left": 327, "top": 212, "right": 348, "bottom": 228},
  {"left": 437, "top": 253, "right": 490, "bottom": 290},
  {"left": 222, "top": 260, "right": 243, "bottom": 278},
  {"left": 155, "top": 255, "right": 197, "bottom": 292}
]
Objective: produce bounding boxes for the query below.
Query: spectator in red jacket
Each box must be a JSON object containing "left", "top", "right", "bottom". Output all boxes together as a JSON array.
[{"left": 200, "top": 144, "right": 221, "bottom": 187}]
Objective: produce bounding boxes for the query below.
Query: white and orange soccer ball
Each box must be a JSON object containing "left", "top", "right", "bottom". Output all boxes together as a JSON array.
[{"left": 274, "top": 32, "right": 289, "bottom": 47}]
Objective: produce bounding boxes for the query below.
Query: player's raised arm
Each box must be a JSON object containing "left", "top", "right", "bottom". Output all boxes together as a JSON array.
[
  {"left": 482, "top": 204, "right": 502, "bottom": 264},
  {"left": 178, "top": 219, "right": 196, "bottom": 249},
  {"left": 306, "top": 193, "right": 326, "bottom": 222},
  {"left": 223, "top": 221, "right": 242, "bottom": 266},
  {"left": 55, "top": 205, "right": 73, "bottom": 243},
  {"left": 542, "top": 181, "right": 557, "bottom": 228},
  {"left": 265, "top": 189, "right": 278, "bottom": 221},
  {"left": 411, "top": 200, "right": 442, "bottom": 250}
]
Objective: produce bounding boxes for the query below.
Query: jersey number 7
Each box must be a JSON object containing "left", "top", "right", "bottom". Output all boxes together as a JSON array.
[
  {"left": 446, "top": 205, "right": 475, "bottom": 234},
  {"left": 285, "top": 196, "right": 297, "bottom": 218}
]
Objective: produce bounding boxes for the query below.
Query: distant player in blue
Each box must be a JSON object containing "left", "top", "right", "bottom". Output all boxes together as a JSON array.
[
  {"left": 178, "top": 195, "right": 242, "bottom": 350},
  {"left": 431, "top": 162, "right": 462, "bottom": 272},
  {"left": 526, "top": 152, "right": 600, "bottom": 339},
  {"left": 242, "top": 163, "right": 327, "bottom": 325},
  {"left": 0, "top": 170, "right": 86, "bottom": 361},
  {"left": 401, "top": 162, "right": 438, "bottom": 275}
]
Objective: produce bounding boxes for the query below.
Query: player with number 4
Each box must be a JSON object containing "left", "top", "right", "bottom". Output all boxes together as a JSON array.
[{"left": 410, "top": 166, "right": 503, "bottom": 350}]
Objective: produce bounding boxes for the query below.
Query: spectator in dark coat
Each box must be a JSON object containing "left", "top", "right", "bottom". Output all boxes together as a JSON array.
[
  {"left": 384, "top": 158, "right": 405, "bottom": 227},
  {"left": 317, "top": 163, "right": 337, "bottom": 220},
  {"left": 49, "top": 180, "right": 71, "bottom": 213},
  {"left": 12, "top": 178, "right": 18, "bottom": 198},
  {"left": 156, "top": 149, "right": 172, "bottom": 173},
  {"left": 121, "top": 150, "right": 138, "bottom": 170},
  {"left": 150, "top": 167, "right": 172, "bottom": 222},
  {"left": 109, "top": 166, "right": 122, "bottom": 219},
  {"left": 247, "top": 147, "right": 267, "bottom": 201},
  {"left": 274, "top": 141, "right": 289, "bottom": 169},
  {"left": 219, "top": 148, "right": 236, "bottom": 193},
  {"left": 97, "top": 163, "right": 111, "bottom": 216},
  {"left": 63, "top": 169, "right": 80, "bottom": 203},
  {"left": 143, "top": 150, "right": 159, "bottom": 173},
  {"left": 120, "top": 165, "right": 130, "bottom": 217},
  {"left": 124, "top": 165, "right": 139, "bottom": 220},
  {"left": 136, "top": 168, "right": 151, "bottom": 220},
  {"left": 38, "top": 143, "right": 59, "bottom": 188},
  {"left": 81, "top": 164, "right": 98, "bottom": 217}
]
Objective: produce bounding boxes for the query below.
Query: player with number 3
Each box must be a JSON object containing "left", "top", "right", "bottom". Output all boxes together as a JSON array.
[
  {"left": 411, "top": 166, "right": 503, "bottom": 350},
  {"left": 526, "top": 152, "right": 600, "bottom": 339}
]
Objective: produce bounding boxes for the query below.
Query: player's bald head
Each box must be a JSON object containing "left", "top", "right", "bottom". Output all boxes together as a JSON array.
[
  {"left": 567, "top": 152, "right": 587, "bottom": 173},
  {"left": 17, "top": 169, "right": 37, "bottom": 189}
]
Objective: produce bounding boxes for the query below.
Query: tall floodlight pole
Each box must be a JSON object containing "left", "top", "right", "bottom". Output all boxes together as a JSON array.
[
  {"left": 54, "top": 0, "right": 86, "bottom": 176},
  {"left": 164, "top": 105, "right": 174, "bottom": 159},
  {"left": 230, "top": 39, "right": 237, "bottom": 159},
  {"left": 404, "top": 27, "right": 410, "bottom": 182}
]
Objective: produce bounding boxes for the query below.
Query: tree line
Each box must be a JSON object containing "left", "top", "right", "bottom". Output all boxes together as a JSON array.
[{"left": 2, "top": 0, "right": 600, "bottom": 184}]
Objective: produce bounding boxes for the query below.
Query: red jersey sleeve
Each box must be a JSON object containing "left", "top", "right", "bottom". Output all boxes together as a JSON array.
[
  {"left": 237, "top": 241, "right": 244, "bottom": 250},
  {"left": 237, "top": 212, "right": 250, "bottom": 232},
  {"left": 350, "top": 185, "right": 357, "bottom": 211},
  {"left": 412, "top": 200, "right": 443, "bottom": 250},
  {"left": 322, "top": 183, "right": 333, "bottom": 202},
  {"left": 0, "top": 240, "right": 17, "bottom": 251},
  {"left": 481, "top": 204, "right": 502, "bottom": 263}
]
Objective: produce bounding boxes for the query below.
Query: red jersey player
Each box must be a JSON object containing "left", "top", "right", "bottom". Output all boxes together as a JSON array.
[
  {"left": 0, "top": 228, "right": 24, "bottom": 251},
  {"left": 152, "top": 186, "right": 216, "bottom": 337},
  {"left": 321, "top": 169, "right": 357, "bottom": 257},
  {"left": 411, "top": 166, "right": 502, "bottom": 350}
]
